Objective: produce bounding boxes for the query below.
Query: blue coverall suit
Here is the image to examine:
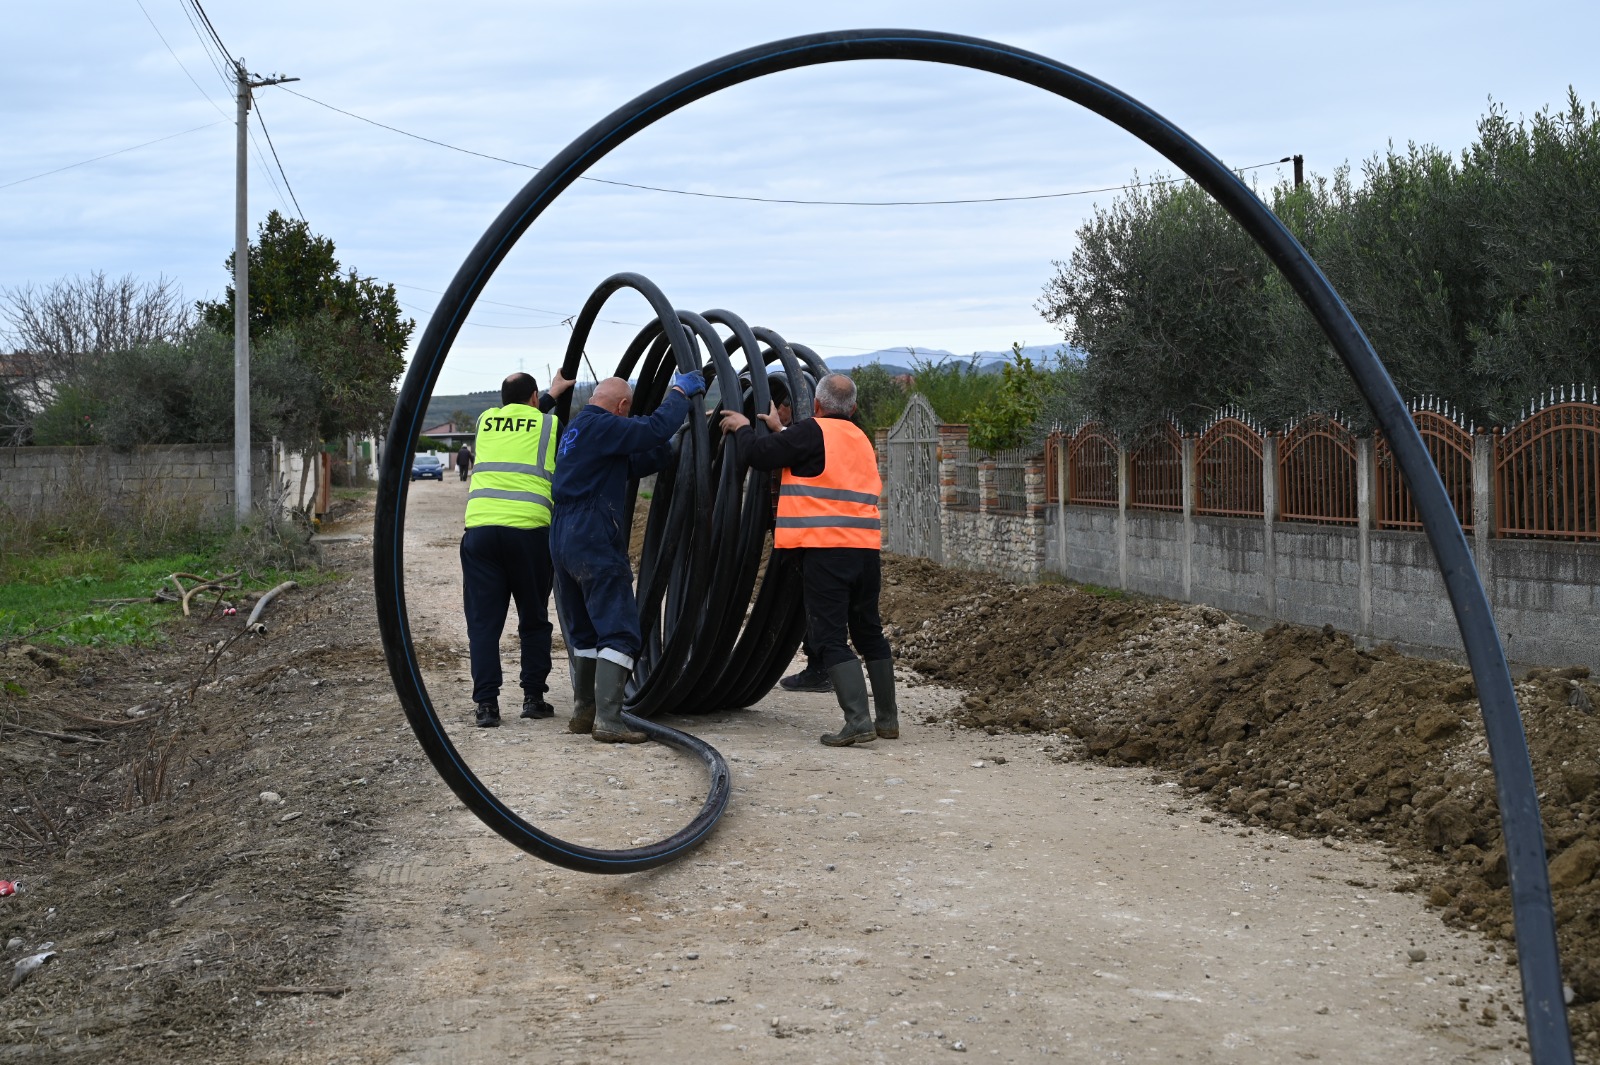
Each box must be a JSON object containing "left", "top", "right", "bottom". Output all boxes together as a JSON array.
[{"left": 549, "top": 389, "right": 691, "bottom": 668}]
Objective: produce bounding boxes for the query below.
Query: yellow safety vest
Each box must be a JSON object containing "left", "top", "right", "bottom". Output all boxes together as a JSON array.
[{"left": 464, "top": 404, "right": 558, "bottom": 529}]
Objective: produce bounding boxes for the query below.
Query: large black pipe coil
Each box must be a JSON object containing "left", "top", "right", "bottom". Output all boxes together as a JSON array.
[{"left": 550, "top": 272, "right": 829, "bottom": 719}]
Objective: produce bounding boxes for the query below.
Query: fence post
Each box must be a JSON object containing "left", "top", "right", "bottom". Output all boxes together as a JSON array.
[
  {"left": 978, "top": 457, "right": 998, "bottom": 514},
  {"left": 1117, "top": 444, "right": 1130, "bottom": 591},
  {"left": 938, "top": 425, "right": 967, "bottom": 508},
  {"left": 1055, "top": 434, "right": 1069, "bottom": 578},
  {"left": 1263, "top": 432, "right": 1279, "bottom": 620},
  {"left": 1025, "top": 454, "right": 1047, "bottom": 578},
  {"left": 874, "top": 427, "right": 891, "bottom": 545},
  {"left": 1181, "top": 435, "right": 1195, "bottom": 601},
  {"left": 1473, "top": 430, "right": 1496, "bottom": 589},
  {"left": 1357, "top": 435, "right": 1375, "bottom": 637}
]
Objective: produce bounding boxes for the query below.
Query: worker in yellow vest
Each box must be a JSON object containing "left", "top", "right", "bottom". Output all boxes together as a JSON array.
[
  {"left": 719, "top": 372, "right": 897, "bottom": 746},
  {"left": 461, "top": 370, "right": 573, "bottom": 728}
]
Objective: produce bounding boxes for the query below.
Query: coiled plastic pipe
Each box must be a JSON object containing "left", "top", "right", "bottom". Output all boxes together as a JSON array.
[{"left": 374, "top": 30, "right": 1569, "bottom": 1061}]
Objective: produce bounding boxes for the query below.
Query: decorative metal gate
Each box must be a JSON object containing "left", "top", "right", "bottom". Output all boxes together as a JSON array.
[{"left": 884, "top": 393, "right": 942, "bottom": 562}]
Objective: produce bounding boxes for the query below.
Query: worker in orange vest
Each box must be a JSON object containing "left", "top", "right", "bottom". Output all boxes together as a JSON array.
[{"left": 719, "top": 372, "right": 897, "bottom": 746}]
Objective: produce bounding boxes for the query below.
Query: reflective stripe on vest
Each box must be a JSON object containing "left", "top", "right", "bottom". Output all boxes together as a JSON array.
[
  {"left": 464, "top": 404, "right": 558, "bottom": 529},
  {"left": 773, "top": 418, "right": 882, "bottom": 550}
]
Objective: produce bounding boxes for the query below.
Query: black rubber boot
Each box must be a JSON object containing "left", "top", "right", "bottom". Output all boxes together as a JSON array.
[
  {"left": 520, "top": 694, "right": 554, "bottom": 720},
  {"left": 820, "top": 661, "right": 876, "bottom": 747},
  {"left": 866, "top": 658, "right": 899, "bottom": 739},
  {"left": 780, "top": 662, "right": 833, "bottom": 692},
  {"left": 592, "top": 659, "right": 647, "bottom": 744},
  {"left": 567, "top": 657, "right": 597, "bottom": 734},
  {"left": 474, "top": 700, "right": 501, "bottom": 728}
]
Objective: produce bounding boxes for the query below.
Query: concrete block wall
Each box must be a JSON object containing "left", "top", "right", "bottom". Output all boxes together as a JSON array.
[
  {"left": 883, "top": 416, "right": 1600, "bottom": 671},
  {"left": 0, "top": 444, "right": 270, "bottom": 521}
]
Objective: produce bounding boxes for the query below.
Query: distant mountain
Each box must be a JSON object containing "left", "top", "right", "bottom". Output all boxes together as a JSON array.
[
  {"left": 826, "top": 344, "right": 1082, "bottom": 374},
  {"left": 422, "top": 391, "right": 499, "bottom": 432}
]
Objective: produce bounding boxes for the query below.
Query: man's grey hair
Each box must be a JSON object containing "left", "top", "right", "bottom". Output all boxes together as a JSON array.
[{"left": 814, "top": 373, "right": 857, "bottom": 416}]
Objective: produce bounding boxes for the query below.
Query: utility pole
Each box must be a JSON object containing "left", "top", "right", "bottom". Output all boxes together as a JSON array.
[
  {"left": 233, "top": 58, "right": 298, "bottom": 525},
  {"left": 1293, "top": 153, "right": 1305, "bottom": 189}
]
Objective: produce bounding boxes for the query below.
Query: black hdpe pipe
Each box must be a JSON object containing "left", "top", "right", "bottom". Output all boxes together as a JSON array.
[
  {"left": 553, "top": 285, "right": 821, "bottom": 719},
  {"left": 374, "top": 30, "right": 1570, "bottom": 1059}
]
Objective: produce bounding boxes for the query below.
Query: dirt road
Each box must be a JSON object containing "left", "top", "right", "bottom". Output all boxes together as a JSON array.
[{"left": 266, "top": 476, "right": 1529, "bottom": 1064}]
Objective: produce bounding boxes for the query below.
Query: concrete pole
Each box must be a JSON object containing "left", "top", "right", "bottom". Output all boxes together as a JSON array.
[
  {"left": 1356, "top": 436, "right": 1374, "bottom": 637},
  {"left": 1181, "top": 436, "right": 1195, "bottom": 601},
  {"left": 1263, "top": 434, "right": 1278, "bottom": 620},
  {"left": 1116, "top": 445, "right": 1129, "bottom": 591},
  {"left": 233, "top": 59, "right": 252, "bottom": 526},
  {"left": 1055, "top": 435, "right": 1068, "bottom": 578}
]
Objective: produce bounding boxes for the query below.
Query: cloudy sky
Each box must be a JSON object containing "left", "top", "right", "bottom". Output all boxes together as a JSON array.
[{"left": 5, "top": 1, "right": 1596, "bottom": 396}]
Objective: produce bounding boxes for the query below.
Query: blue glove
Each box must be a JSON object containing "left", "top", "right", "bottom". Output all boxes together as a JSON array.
[{"left": 672, "top": 370, "right": 706, "bottom": 397}]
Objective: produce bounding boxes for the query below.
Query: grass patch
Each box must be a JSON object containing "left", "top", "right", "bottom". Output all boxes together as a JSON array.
[{"left": 0, "top": 545, "right": 332, "bottom": 649}]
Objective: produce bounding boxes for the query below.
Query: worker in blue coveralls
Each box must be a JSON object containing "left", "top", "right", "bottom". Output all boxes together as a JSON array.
[
  {"left": 550, "top": 370, "right": 706, "bottom": 743},
  {"left": 461, "top": 369, "right": 574, "bottom": 729}
]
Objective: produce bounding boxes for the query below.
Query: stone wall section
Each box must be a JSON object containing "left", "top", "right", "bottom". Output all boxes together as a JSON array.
[{"left": 0, "top": 444, "right": 271, "bottom": 520}]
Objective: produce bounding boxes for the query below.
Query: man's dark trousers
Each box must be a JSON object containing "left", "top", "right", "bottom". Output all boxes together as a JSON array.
[
  {"left": 460, "top": 525, "right": 554, "bottom": 704},
  {"left": 801, "top": 546, "right": 892, "bottom": 670}
]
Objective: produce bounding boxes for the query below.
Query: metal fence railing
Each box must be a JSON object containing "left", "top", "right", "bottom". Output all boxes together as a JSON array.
[
  {"left": 1496, "top": 395, "right": 1600, "bottom": 540},
  {"left": 1067, "top": 423, "right": 1119, "bottom": 507},
  {"left": 1128, "top": 423, "right": 1183, "bottom": 512},
  {"left": 948, "top": 449, "right": 979, "bottom": 509},
  {"left": 1278, "top": 413, "right": 1358, "bottom": 526},
  {"left": 1193, "top": 413, "right": 1264, "bottom": 518},
  {"left": 1376, "top": 402, "right": 1475, "bottom": 532},
  {"left": 1035, "top": 391, "right": 1600, "bottom": 540},
  {"left": 988, "top": 447, "right": 1034, "bottom": 513}
]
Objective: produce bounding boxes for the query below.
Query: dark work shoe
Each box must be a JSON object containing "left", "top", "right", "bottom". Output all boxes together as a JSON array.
[
  {"left": 475, "top": 701, "right": 501, "bottom": 728},
  {"left": 779, "top": 665, "right": 833, "bottom": 693},
  {"left": 520, "top": 697, "right": 555, "bottom": 720}
]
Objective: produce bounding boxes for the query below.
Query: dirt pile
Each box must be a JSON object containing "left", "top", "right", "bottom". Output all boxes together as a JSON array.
[{"left": 879, "top": 554, "right": 1600, "bottom": 1047}]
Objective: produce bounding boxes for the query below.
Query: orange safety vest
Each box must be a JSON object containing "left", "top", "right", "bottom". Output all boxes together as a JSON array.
[{"left": 774, "top": 417, "right": 882, "bottom": 549}]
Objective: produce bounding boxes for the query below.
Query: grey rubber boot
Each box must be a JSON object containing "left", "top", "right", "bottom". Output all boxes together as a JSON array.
[
  {"left": 820, "top": 660, "right": 877, "bottom": 747},
  {"left": 866, "top": 658, "right": 899, "bottom": 739},
  {"left": 566, "top": 657, "right": 597, "bottom": 735},
  {"left": 592, "top": 659, "right": 647, "bottom": 744}
]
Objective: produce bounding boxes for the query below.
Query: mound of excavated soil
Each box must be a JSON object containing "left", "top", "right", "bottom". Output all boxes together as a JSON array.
[{"left": 878, "top": 554, "right": 1600, "bottom": 1048}]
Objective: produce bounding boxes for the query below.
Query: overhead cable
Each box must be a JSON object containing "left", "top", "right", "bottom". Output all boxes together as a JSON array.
[
  {"left": 279, "top": 86, "right": 1292, "bottom": 208},
  {"left": 0, "top": 122, "right": 227, "bottom": 191}
]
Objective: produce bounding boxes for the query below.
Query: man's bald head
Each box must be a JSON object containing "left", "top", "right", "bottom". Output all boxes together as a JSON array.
[{"left": 590, "top": 377, "right": 633, "bottom": 415}]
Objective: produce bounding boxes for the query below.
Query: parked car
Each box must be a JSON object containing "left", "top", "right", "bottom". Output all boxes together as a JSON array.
[{"left": 411, "top": 454, "right": 444, "bottom": 481}]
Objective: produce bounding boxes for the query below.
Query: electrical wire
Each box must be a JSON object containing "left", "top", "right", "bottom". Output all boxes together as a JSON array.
[
  {"left": 0, "top": 121, "right": 226, "bottom": 192},
  {"left": 279, "top": 86, "right": 1292, "bottom": 208},
  {"left": 253, "top": 99, "right": 304, "bottom": 221},
  {"left": 187, "top": 0, "right": 233, "bottom": 68},
  {"left": 133, "top": 0, "right": 228, "bottom": 117},
  {"left": 177, "top": 0, "right": 235, "bottom": 95}
]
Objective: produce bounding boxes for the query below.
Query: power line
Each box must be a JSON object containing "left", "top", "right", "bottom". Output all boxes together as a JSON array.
[
  {"left": 279, "top": 85, "right": 1292, "bottom": 208},
  {"left": 397, "top": 300, "right": 568, "bottom": 329},
  {"left": 133, "top": 0, "right": 227, "bottom": 117},
  {"left": 187, "top": 0, "right": 233, "bottom": 68},
  {"left": 391, "top": 282, "right": 642, "bottom": 328},
  {"left": 177, "top": 0, "right": 234, "bottom": 95},
  {"left": 253, "top": 99, "right": 304, "bottom": 221},
  {"left": 0, "top": 121, "right": 226, "bottom": 191}
]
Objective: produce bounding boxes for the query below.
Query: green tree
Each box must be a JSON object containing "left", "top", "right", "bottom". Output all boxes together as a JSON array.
[
  {"left": 969, "top": 345, "right": 1054, "bottom": 452},
  {"left": 849, "top": 363, "right": 908, "bottom": 434},
  {"left": 1038, "top": 175, "right": 1273, "bottom": 437},
  {"left": 198, "top": 210, "right": 413, "bottom": 440},
  {"left": 1039, "top": 91, "right": 1600, "bottom": 434}
]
